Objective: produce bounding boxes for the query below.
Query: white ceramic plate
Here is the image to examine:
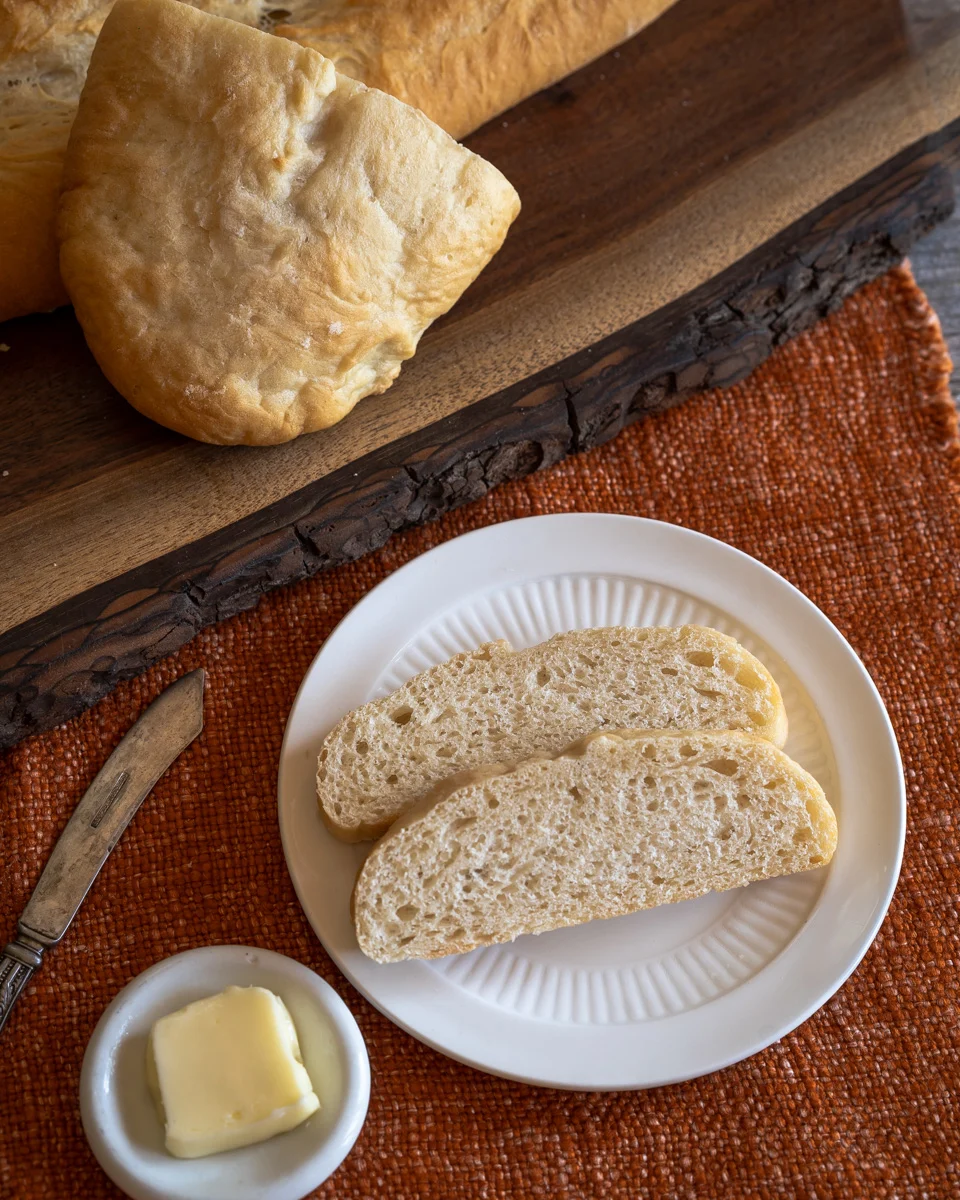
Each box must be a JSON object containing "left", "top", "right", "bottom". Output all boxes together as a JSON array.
[
  {"left": 80, "top": 946, "right": 370, "bottom": 1200},
  {"left": 278, "top": 515, "right": 904, "bottom": 1090}
]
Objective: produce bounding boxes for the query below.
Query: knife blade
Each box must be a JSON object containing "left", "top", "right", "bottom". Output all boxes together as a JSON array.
[{"left": 0, "top": 669, "right": 205, "bottom": 1035}]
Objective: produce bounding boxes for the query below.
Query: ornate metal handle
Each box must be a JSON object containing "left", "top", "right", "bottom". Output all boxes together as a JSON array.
[{"left": 0, "top": 933, "right": 46, "bottom": 1035}]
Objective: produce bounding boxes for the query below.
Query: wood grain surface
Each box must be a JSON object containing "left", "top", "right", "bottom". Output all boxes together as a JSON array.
[{"left": 1, "top": 0, "right": 959, "bottom": 745}]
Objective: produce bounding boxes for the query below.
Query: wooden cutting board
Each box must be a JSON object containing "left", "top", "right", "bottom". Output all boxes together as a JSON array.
[{"left": 2, "top": 0, "right": 959, "bottom": 747}]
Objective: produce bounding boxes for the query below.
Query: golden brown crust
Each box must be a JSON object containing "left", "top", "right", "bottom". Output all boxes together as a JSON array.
[
  {"left": 0, "top": 1, "right": 110, "bottom": 57},
  {"left": 0, "top": 1, "right": 113, "bottom": 320},
  {"left": 58, "top": 0, "right": 520, "bottom": 443},
  {"left": 277, "top": 0, "right": 679, "bottom": 139},
  {"left": 0, "top": 0, "right": 266, "bottom": 323},
  {"left": 0, "top": 114, "right": 72, "bottom": 320},
  {"left": 1, "top": 0, "right": 676, "bottom": 323}
]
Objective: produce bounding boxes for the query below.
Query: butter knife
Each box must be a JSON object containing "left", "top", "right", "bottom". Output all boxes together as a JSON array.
[{"left": 0, "top": 669, "right": 205, "bottom": 1035}]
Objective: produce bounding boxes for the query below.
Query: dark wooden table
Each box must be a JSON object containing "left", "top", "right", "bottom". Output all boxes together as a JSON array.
[
  {"left": 906, "top": 2, "right": 960, "bottom": 395},
  {"left": 911, "top": 171, "right": 960, "bottom": 398}
]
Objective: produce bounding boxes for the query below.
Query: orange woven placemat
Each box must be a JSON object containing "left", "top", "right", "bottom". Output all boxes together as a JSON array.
[{"left": 2, "top": 264, "right": 958, "bottom": 1199}]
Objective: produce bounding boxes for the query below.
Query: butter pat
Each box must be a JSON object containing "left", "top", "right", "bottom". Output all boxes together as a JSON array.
[{"left": 146, "top": 985, "right": 320, "bottom": 1159}]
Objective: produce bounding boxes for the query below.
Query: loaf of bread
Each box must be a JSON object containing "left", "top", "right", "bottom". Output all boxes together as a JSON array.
[
  {"left": 353, "top": 729, "right": 838, "bottom": 963},
  {"left": 319, "top": 625, "right": 788, "bottom": 841},
  {"left": 275, "top": 0, "right": 679, "bottom": 141},
  {"left": 1, "top": 0, "right": 677, "bottom": 324},
  {"left": 58, "top": 0, "right": 520, "bottom": 444},
  {"left": 0, "top": 0, "right": 264, "bottom": 324}
]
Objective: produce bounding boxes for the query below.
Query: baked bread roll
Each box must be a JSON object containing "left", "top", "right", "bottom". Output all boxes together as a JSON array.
[
  {"left": 275, "top": 0, "right": 679, "bottom": 141},
  {"left": 58, "top": 0, "right": 520, "bottom": 444},
  {"left": 0, "top": 0, "right": 264, "bottom": 324},
  {"left": 353, "top": 729, "right": 838, "bottom": 963},
  {"left": 318, "top": 626, "right": 788, "bottom": 841},
  {"left": 1, "top": 0, "right": 676, "bottom": 324}
]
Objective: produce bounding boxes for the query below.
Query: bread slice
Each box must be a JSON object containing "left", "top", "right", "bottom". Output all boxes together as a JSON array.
[
  {"left": 319, "top": 625, "right": 788, "bottom": 841},
  {"left": 353, "top": 729, "right": 837, "bottom": 963}
]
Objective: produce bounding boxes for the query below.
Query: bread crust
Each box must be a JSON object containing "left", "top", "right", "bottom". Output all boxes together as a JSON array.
[
  {"left": 0, "top": 0, "right": 265, "bottom": 323},
  {"left": 58, "top": 0, "right": 520, "bottom": 443},
  {"left": 0, "top": 0, "right": 109, "bottom": 320},
  {"left": 1, "top": 0, "right": 676, "bottom": 323},
  {"left": 276, "top": 0, "right": 679, "bottom": 140},
  {"left": 0, "top": 115, "right": 72, "bottom": 321}
]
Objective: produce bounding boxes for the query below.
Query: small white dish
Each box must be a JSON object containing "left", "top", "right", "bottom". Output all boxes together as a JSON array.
[
  {"left": 278, "top": 513, "right": 905, "bottom": 1090},
  {"left": 80, "top": 945, "right": 370, "bottom": 1200}
]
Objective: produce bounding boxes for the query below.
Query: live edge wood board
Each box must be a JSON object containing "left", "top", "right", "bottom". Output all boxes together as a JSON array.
[{"left": 2, "top": 0, "right": 959, "bottom": 747}]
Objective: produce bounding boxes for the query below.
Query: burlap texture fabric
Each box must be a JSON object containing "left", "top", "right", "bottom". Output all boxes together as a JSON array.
[{"left": 1, "top": 264, "right": 958, "bottom": 1198}]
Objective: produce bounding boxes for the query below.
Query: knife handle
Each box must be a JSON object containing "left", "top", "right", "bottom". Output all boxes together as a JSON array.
[{"left": 0, "top": 935, "right": 45, "bottom": 1036}]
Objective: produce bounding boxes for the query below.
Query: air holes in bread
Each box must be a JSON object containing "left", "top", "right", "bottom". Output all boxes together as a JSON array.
[
  {"left": 352, "top": 727, "right": 837, "bottom": 961},
  {"left": 261, "top": 8, "right": 292, "bottom": 30},
  {"left": 705, "top": 758, "right": 738, "bottom": 776},
  {"left": 735, "top": 663, "right": 764, "bottom": 690},
  {"left": 320, "top": 627, "right": 789, "bottom": 840}
]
